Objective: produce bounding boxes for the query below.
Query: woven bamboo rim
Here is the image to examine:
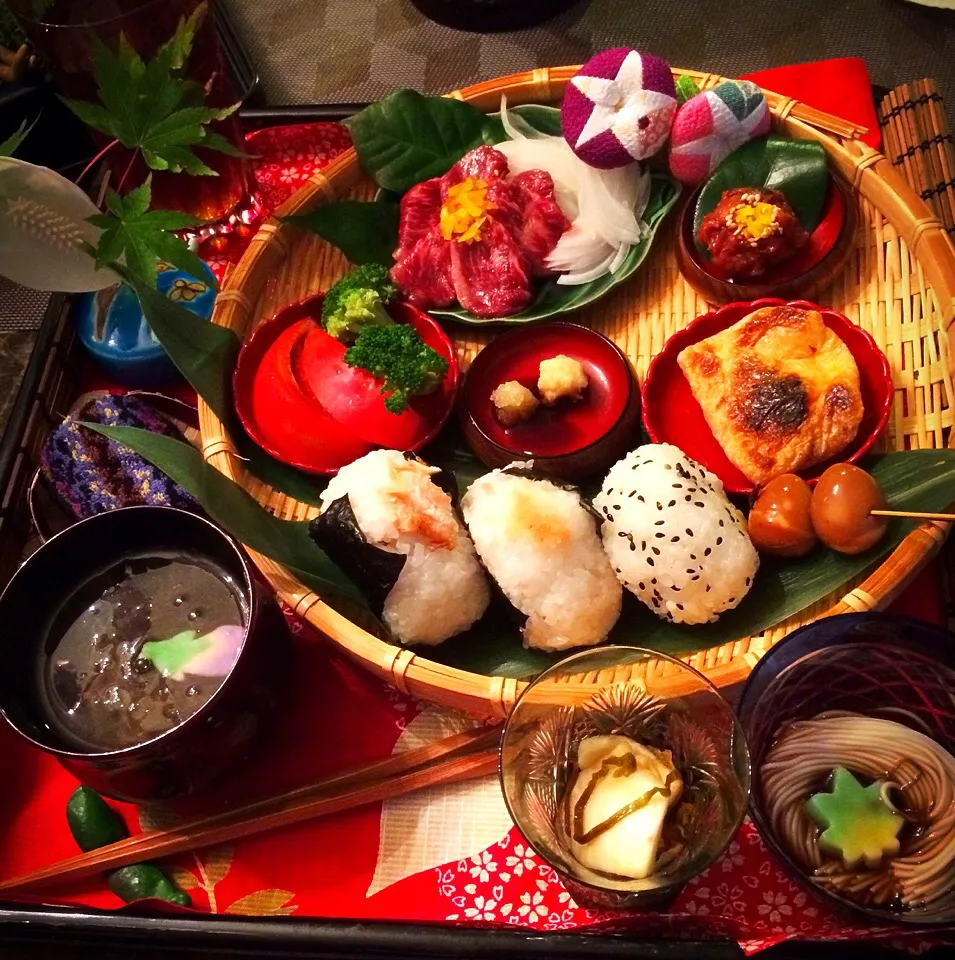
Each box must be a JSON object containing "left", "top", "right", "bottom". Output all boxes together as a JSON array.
[{"left": 205, "top": 67, "right": 955, "bottom": 718}]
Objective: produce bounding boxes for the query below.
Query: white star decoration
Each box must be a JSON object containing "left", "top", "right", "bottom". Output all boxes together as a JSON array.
[{"left": 571, "top": 51, "right": 676, "bottom": 161}]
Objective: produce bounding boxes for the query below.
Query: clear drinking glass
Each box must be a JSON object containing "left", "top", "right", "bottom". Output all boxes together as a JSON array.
[
  {"left": 500, "top": 646, "right": 750, "bottom": 909},
  {"left": 11, "top": 0, "right": 256, "bottom": 225}
]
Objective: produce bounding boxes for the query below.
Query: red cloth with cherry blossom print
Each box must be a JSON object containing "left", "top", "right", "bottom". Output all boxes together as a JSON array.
[{"left": 0, "top": 60, "right": 950, "bottom": 957}]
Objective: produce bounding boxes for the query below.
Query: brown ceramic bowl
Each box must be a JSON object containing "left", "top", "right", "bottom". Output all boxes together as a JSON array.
[
  {"left": 460, "top": 322, "right": 641, "bottom": 482},
  {"left": 676, "top": 177, "right": 857, "bottom": 304},
  {"left": 0, "top": 506, "right": 289, "bottom": 803}
]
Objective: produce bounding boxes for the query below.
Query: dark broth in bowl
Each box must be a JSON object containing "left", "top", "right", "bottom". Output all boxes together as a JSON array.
[{"left": 38, "top": 552, "right": 246, "bottom": 752}]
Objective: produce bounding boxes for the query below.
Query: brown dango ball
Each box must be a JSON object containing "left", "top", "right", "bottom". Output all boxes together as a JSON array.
[
  {"left": 810, "top": 463, "right": 888, "bottom": 554},
  {"left": 748, "top": 474, "right": 817, "bottom": 557}
]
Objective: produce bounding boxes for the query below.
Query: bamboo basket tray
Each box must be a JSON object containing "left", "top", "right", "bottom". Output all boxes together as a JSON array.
[{"left": 205, "top": 67, "right": 955, "bottom": 718}]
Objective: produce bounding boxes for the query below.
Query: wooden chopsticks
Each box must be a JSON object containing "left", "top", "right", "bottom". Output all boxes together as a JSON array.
[
  {"left": 879, "top": 79, "right": 955, "bottom": 237},
  {"left": 779, "top": 97, "right": 869, "bottom": 142},
  {"left": 0, "top": 724, "right": 502, "bottom": 896}
]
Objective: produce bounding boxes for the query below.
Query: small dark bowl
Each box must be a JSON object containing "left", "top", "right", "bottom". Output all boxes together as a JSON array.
[
  {"left": 676, "top": 176, "right": 857, "bottom": 304},
  {"left": 738, "top": 613, "right": 955, "bottom": 926},
  {"left": 460, "top": 322, "right": 641, "bottom": 482},
  {"left": 0, "top": 506, "right": 289, "bottom": 803}
]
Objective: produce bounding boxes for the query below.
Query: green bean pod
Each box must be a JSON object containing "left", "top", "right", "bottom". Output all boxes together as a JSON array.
[{"left": 66, "top": 786, "right": 191, "bottom": 908}]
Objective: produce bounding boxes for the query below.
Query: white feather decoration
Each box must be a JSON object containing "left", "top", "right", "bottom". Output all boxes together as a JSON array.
[{"left": 0, "top": 157, "right": 119, "bottom": 292}]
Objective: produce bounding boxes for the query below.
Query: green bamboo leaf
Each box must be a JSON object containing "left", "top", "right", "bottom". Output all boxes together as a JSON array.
[
  {"left": 427, "top": 450, "right": 955, "bottom": 679},
  {"left": 80, "top": 424, "right": 365, "bottom": 609},
  {"left": 0, "top": 118, "right": 36, "bottom": 158},
  {"left": 115, "top": 264, "right": 325, "bottom": 506},
  {"left": 692, "top": 134, "right": 829, "bottom": 240},
  {"left": 282, "top": 201, "right": 400, "bottom": 266}
]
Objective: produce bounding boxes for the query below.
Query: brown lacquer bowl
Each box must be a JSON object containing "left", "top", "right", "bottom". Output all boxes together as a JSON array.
[
  {"left": 676, "top": 177, "right": 857, "bottom": 304},
  {"left": 460, "top": 322, "right": 641, "bottom": 482}
]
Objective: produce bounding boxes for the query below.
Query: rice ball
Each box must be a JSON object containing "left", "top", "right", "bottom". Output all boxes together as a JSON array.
[
  {"left": 595, "top": 444, "right": 758, "bottom": 624},
  {"left": 317, "top": 450, "right": 490, "bottom": 646},
  {"left": 462, "top": 465, "right": 622, "bottom": 651}
]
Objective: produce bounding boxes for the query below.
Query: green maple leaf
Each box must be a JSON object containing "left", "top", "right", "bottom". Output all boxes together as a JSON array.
[
  {"left": 88, "top": 176, "right": 213, "bottom": 290},
  {"left": 63, "top": 3, "right": 246, "bottom": 176}
]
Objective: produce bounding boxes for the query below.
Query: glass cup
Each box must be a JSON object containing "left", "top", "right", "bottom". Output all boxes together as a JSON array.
[
  {"left": 500, "top": 646, "right": 750, "bottom": 909},
  {"left": 11, "top": 0, "right": 256, "bottom": 225}
]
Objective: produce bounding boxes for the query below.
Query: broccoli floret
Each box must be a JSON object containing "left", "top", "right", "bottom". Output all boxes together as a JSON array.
[
  {"left": 344, "top": 324, "right": 449, "bottom": 414},
  {"left": 321, "top": 263, "right": 398, "bottom": 343}
]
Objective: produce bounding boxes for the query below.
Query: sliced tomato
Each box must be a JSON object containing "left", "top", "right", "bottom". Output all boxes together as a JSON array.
[
  {"left": 239, "top": 318, "right": 374, "bottom": 474},
  {"left": 296, "top": 304, "right": 458, "bottom": 450}
]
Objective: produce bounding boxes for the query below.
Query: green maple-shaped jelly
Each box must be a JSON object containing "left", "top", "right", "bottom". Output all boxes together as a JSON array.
[
  {"left": 141, "top": 630, "right": 209, "bottom": 680},
  {"left": 805, "top": 766, "right": 903, "bottom": 869}
]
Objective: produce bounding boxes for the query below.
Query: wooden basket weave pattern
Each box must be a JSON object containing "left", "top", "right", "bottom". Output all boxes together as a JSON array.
[{"left": 205, "top": 68, "right": 955, "bottom": 717}]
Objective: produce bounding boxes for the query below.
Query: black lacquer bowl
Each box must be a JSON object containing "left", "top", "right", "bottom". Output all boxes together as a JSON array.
[{"left": 0, "top": 506, "right": 289, "bottom": 803}]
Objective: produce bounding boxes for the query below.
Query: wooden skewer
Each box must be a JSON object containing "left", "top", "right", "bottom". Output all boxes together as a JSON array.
[
  {"left": 871, "top": 509, "right": 955, "bottom": 522},
  {"left": 0, "top": 725, "right": 502, "bottom": 895}
]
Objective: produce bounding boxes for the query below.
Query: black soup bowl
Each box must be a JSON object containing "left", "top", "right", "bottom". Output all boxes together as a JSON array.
[{"left": 0, "top": 506, "right": 289, "bottom": 803}]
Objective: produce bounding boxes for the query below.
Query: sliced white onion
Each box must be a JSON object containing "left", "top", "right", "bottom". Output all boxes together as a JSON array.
[
  {"left": 495, "top": 97, "right": 652, "bottom": 284},
  {"left": 0, "top": 158, "right": 119, "bottom": 292},
  {"left": 555, "top": 247, "right": 618, "bottom": 285},
  {"left": 499, "top": 95, "right": 551, "bottom": 142}
]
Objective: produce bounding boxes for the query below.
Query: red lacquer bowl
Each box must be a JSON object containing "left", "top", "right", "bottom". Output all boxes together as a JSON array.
[
  {"left": 676, "top": 177, "right": 856, "bottom": 305},
  {"left": 461, "top": 322, "right": 641, "bottom": 481},
  {"left": 642, "top": 298, "right": 894, "bottom": 496},
  {"left": 233, "top": 294, "right": 459, "bottom": 475}
]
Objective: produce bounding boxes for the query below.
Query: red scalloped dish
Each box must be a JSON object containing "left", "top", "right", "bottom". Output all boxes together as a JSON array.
[
  {"left": 233, "top": 295, "right": 459, "bottom": 475},
  {"left": 641, "top": 298, "right": 894, "bottom": 496}
]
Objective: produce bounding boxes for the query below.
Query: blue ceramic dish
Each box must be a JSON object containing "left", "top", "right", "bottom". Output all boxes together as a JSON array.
[{"left": 77, "top": 260, "right": 217, "bottom": 387}]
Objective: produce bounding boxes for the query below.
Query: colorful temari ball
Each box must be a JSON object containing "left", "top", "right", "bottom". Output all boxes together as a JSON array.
[
  {"left": 669, "top": 80, "right": 771, "bottom": 185},
  {"left": 562, "top": 48, "right": 678, "bottom": 169}
]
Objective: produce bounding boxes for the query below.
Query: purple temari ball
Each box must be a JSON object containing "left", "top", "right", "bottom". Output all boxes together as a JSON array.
[{"left": 562, "top": 48, "right": 677, "bottom": 169}]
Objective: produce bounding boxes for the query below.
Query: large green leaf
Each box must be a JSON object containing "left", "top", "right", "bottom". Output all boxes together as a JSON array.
[
  {"left": 422, "top": 450, "right": 955, "bottom": 679},
  {"left": 692, "top": 134, "right": 829, "bottom": 241},
  {"left": 282, "top": 200, "right": 400, "bottom": 266},
  {"left": 81, "top": 425, "right": 363, "bottom": 607},
  {"left": 117, "top": 264, "right": 326, "bottom": 506},
  {"left": 345, "top": 90, "right": 491, "bottom": 194},
  {"left": 433, "top": 174, "right": 681, "bottom": 325}
]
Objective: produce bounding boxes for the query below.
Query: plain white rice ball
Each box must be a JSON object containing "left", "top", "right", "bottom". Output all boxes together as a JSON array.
[
  {"left": 320, "top": 450, "right": 490, "bottom": 646},
  {"left": 595, "top": 444, "right": 759, "bottom": 624},
  {"left": 461, "top": 464, "right": 622, "bottom": 651}
]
